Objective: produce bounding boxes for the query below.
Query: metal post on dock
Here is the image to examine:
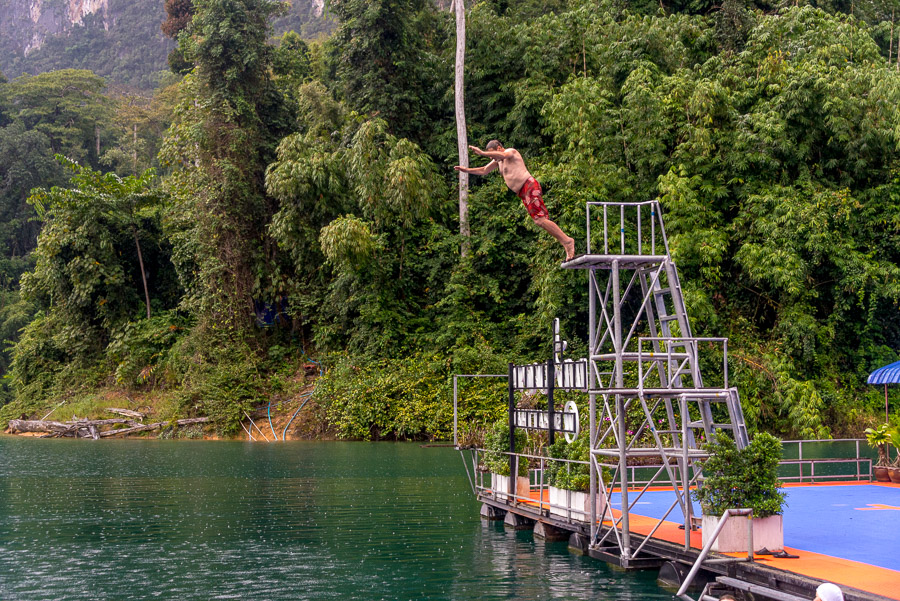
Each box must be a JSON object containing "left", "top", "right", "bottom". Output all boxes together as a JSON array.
[
  {"left": 548, "top": 354, "right": 555, "bottom": 445},
  {"left": 612, "top": 258, "right": 631, "bottom": 561},
  {"left": 675, "top": 508, "right": 753, "bottom": 598},
  {"left": 588, "top": 263, "right": 598, "bottom": 543},
  {"left": 453, "top": 376, "right": 458, "bottom": 447},
  {"left": 508, "top": 362, "right": 516, "bottom": 497},
  {"left": 682, "top": 395, "right": 691, "bottom": 550}
]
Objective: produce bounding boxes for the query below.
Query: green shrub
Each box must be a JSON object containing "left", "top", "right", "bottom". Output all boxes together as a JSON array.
[
  {"left": 483, "top": 418, "right": 528, "bottom": 476},
  {"left": 547, "top": 435, "right": 611, "bottom": 492},
  {"left": 865, "top": 423, "right": 890, "bottom": 467},
  {"left": 106, "top": 311, "right": 191, "bottom": 388},
  {"left": 692, "top": 432, "right": 786, "bottom": 518},
  {"left": 174, "top": 348, "right": 266, "bottom": 435},
  {"left": 315, "top": 352, "right": 507, "bottom": 441},
  {"left": 1, "top": 311, "right": 108, "bottom": 426}
]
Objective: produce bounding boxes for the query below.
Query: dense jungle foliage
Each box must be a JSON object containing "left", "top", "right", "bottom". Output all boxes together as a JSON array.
[{"left": 2, "top": 0, "right": 900, "bottom": 441}]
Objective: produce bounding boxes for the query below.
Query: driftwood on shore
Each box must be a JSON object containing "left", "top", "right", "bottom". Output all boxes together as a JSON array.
[
  {"left": 100, "top": 417, "right": 209, "bottom": 437},
  {"left": 105, "top": 407, "right": 145, "bottom": 420},
  {"left": 8, "top": 417, "right": 209, "bottom": 438}
]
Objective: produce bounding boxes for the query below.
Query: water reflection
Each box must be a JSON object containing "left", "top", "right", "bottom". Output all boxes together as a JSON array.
[
  {"left": 453, "top": 520, "right": 668, "bottom": 601},
  {"left": 0, "top": 437, "right": 670, "bottom": 600}
]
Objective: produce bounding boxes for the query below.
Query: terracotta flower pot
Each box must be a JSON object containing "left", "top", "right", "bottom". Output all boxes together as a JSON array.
[
  {"left": 874, "top": 465, "right": 891, "bottom": 482},
  {"left": 888, "top": 467, "right": 900, "bottom": 484},
  {"left": 490, "top": 473, "right": 531, "bottom": 501}
]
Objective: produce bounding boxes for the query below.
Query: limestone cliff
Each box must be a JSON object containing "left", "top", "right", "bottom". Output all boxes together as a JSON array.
[
  {"left": 1, "top": 0, "right": 109, "bottom": 57},
  {"left": 0, "top": 0, "right": 332, "bottom": 88}
]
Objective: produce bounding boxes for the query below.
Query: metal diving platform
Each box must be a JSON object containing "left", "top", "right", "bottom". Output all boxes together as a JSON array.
[{"left": 452, "top": 200, "right": 897, "bottom": 601}]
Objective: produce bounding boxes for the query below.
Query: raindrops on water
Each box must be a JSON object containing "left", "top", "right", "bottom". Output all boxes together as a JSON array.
[{"left": 0, "top": 438, "right": 670, "bottom": 601}]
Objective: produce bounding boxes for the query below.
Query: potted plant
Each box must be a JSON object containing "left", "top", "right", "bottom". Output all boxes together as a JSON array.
[
  {"left": 692, "top": 432, "right": 786, "bottom": 553},
  {"left": 546, "top": 436, "right": 610, "bottom": 522},
  {"left": 865, "top": 424, "right": 891, "bottom": 482},
  {"left": 483, "top": 419, "right": 529, "bottom": 501},
  {"left": 887, "top": 426, "right": 900, "bottom": 484}
]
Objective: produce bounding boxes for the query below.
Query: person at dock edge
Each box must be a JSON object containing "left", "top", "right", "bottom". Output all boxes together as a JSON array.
[{"left": 455, "top": 140, "right": 576, "bottom": 261}]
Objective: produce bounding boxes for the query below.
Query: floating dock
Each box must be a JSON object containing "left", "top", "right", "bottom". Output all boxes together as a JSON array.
[
  {"left": 454, "top": 200, "right": 900, "bottom": 601},
  {"left": 473, "top": 480, "right": 899, "bottom": 601}
]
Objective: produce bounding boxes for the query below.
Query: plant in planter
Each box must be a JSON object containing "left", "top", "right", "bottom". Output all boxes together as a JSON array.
[
  {"left": 483, "top": 419, "right": 529, "bottom": 500},
  {"left": 692, "top": 432, "right": 786, "bottom": 553},
  {"left": 865, "top": 424, "right": 891, "bottom": 482},
  {"left": 886, "top": 426, "right": 900, "bottom": 484},
  {"left": 546, "top": 436, "right": 610, "bottom": 521}
]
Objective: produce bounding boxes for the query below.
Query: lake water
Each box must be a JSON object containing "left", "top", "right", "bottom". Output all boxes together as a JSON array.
[{"left": 0, "top": 437, "right": 671, "bottom": 600}]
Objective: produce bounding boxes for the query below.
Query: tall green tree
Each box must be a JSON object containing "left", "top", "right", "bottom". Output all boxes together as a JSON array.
[
  {"left": 24, "top": 159, "right": 165, "bottom": 340},
  {"left": 100, "top": 86, "right": 173, "bottom": 176},
  {"left": 0, "top": 70, "right": 112, "bottom": 166},
  {"left": 267, "top": 110, "right": 448, "bottom": 355},
  {"left": 0, "top": 123, "right": 67, "bottom": 397},
  {"left": 0, "top": 123, "right": 66, "bottom": 270},
  {"left": 272, "top": 31, "right": 313, "bottom": 94},
  {"left": 164, "top": 0, "right": 293, "bottom": 334},
  {"left": 5, "top": 158, "right": 169, "bottom": 411},
  {"left": 328, "top": 0, "right": 449, "bottom": 144}
]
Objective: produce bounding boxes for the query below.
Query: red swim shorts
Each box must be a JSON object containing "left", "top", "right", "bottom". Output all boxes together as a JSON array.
[{"left": 517, "top": 177, "right": 549, "bottom": 220}]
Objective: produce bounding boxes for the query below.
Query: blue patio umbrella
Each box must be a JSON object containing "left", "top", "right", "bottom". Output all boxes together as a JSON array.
[{"left": 867, "top": 360, "right": 900, "bottom": 423}]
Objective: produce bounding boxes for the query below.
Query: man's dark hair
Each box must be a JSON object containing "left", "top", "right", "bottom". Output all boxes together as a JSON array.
[{"left": 486, "top": 139, "right": 502, "bottom": 150}]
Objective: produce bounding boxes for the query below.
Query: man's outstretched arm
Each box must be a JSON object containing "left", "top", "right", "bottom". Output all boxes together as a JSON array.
[
  {"left": 469, "top": 145, "right": 515, "bottom": 161},
  {"left": 455, "top": 160, "right": 498, "bottom": 176}
]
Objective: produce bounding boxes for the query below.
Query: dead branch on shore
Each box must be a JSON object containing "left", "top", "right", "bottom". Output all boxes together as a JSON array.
[
  {"left": 8, "top": 417, "right": 210, "bottom": 439},
  {"left": 105, "top": 407, "right": 145, "bottom": 420},
  {"left": 100, "top": 417, "right": 209, "bottom": 438}
]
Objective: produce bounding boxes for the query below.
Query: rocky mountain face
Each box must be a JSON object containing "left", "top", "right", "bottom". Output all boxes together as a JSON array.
[
  {"left": 0, "top": 0, "right": 331, "bottom": 89},
  {"left": 1, "top": 0, "right": 110, "bottom": 56}
]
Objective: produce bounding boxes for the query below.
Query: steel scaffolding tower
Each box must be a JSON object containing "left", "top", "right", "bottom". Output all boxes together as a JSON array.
[{"left": 561, "top": 200, "right": 749, "bottom": 568}]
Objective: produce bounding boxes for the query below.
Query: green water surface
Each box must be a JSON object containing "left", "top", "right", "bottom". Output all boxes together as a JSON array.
[{"left": 0, "top": 437, "right": 672, "bottom": 600}]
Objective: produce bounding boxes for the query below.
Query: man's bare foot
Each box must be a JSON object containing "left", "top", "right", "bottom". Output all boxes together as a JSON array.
[{"left": 563, "top": 237, "right": 575, "bottom": 261}]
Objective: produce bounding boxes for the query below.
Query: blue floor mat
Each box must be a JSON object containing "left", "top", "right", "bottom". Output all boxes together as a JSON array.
[{"left": 608, "top": 484, "right": 900, "bottom": 571}]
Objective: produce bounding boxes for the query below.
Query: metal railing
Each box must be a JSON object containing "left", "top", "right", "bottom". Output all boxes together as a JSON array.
[
  {"left": 779, "top": 438, "right": 873, "bottom": 482},
  {"left": 468, "top": 448, "right": 603, "bottom": 524},
  {"left": 637, "top": 337, "right": 729, "bottom": 391},
  {"left": 589, "top": 439, "right": 876, "bottom": 485},
  {"left": 466, "top": 445, "right": 873, "bottom": 519},
  {"left": 586, "top": 200, "right": 670, "bottom": 256}
]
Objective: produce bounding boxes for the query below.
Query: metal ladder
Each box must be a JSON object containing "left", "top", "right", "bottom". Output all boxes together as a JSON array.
[{"left": 640, "top": 259, "right": 749, "bottom": 450}]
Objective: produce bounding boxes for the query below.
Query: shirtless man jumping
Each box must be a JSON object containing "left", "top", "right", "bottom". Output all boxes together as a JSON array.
[{"left": 455, "top": 140, "right": 576, "bottom": 261}]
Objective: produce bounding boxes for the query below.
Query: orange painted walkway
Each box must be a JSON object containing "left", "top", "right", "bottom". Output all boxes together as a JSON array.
[{"left": 518, "top": 481, "right": 900, "bottom": 600}]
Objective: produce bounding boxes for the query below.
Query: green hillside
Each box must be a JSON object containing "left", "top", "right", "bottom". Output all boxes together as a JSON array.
[{"left": 1, "top": 0, "right": 899, "bottom": 441}]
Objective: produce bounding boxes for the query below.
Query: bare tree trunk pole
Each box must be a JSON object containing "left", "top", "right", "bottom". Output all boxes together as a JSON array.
[
  {"left": 133, "top": 226, "right": 151, "bottom": 319},
  {"left": 896, "top": 22, "right": 900, "bottom": 71},
  {"left": 890, "top": 10, "right": 894, "bottom": 67},
  {"left": 454, "top": 0, "right": 470, "bottom": 257}
]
